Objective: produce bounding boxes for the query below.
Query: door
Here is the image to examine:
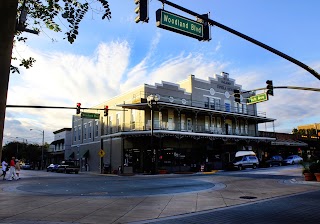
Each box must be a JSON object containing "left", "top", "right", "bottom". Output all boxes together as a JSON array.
[{"left": 187, "top": 118, "right": 192, "bottom": 132}]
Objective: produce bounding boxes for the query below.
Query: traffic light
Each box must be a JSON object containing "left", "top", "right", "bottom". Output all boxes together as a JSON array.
[
  {"left": 104, "top": 105, "right": 109, "bottom": 116},
  {"left": 135, "top": 0, "right": 149, "bottom": 23},
  {"left": 197, "top": 14, "right": 211, "bottom": 41},
  {"left": 234, "top": 89, "right": 241, "bottom": 103},
  {"left": 266, "top": 80, "right": 274, "bottom": 96},
  {"left": 76, "top": 103, "right": 81, "bottom": 114}
]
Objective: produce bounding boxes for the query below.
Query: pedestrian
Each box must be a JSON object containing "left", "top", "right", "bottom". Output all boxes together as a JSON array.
[
  {"left": 7, "top": 157, "right": 17, "bottom": 181},
  {"left": 15, "top": 159, "right": 21, "bottom": 179},
  {"left": 1, "top": 159, "right": 8, "bottom": 180}
]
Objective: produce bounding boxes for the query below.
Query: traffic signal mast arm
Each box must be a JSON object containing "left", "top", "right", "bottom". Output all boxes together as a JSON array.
[
  {"left": 6, "top": 105, "right": 126, "bottom": 111},
  {"left": 241, "top": 86, "right": 320, "bottom": 94},
  {"left": 158, "top": 0, "right": 320, "bottom": 81}
]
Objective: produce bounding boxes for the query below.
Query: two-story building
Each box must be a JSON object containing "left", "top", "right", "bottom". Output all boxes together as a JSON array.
[
  {"left": 48, "top": 128, "right": 72, "bottom": 165},
  {"left": 70, "top": 72, "right": 276, "bottom": 173}
]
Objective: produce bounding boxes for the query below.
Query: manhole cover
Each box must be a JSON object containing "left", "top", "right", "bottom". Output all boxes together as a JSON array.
[{"left": 239, "top": 196, "right": 257, "bottom": 199}]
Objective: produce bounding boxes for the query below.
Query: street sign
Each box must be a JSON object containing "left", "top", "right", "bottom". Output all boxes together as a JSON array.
[
  {"left": 156, "top": 9, "right": 204, "bottom": 40},
  {"left": 247, "top": 93, "right": 268, "bottom": 105},
  {"left": 98, "top": 149, "right": 105, "bottom": 157},
  {"left": 81, "top": 112, "right": 100, "bottom": 119}
]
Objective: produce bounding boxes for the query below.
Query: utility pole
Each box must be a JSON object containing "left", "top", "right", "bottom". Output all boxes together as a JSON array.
[{"left": 0, "top": 0, "right": 19, "bottom": 162}]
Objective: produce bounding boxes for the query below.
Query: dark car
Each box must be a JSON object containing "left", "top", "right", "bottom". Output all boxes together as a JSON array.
[
  {"left": 47, "top": 164, "right": 59, "bottom": 172},
  {"left": 266, "top": 155, "right": 283, "bottom": 167},
  {"left": 57, "top": 160, "right": 79, "bottom": 174}
]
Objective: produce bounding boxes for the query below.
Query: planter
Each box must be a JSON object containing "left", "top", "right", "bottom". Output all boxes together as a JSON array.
[
  {"left": 314, "top": 173, "right": 320, "bottom": 182},
  {"left": 303, "top": 172, "right": 315, "bottom": 181},
  {"left": 158, "top": 169, "right": 168, "bottom": 174}
]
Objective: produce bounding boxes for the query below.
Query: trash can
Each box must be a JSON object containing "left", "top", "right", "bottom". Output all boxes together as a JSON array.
[{"left": 103, "top": 164, "right": 110, "bottom": 174}]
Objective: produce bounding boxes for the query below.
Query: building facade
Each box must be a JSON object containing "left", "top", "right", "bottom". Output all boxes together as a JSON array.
[
  {"left": 48, "top": 128, "right": 72, "bottom": 165},
  {"left": 70, "top": 73, "right": 276, "bottom": 173}
]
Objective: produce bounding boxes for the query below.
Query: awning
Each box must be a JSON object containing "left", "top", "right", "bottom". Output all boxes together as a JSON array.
[
  {"left": 69, "top": 152, "right": 75, "bottom": 159},
  {"left": 83, "top": 150, "right": 89, "bottom": 158},
  {"left": 50, "top": 139, "right": 65, "bottom": 145},
  {"left": 271, "top": 139, "right": 308, "bottom": 147}
]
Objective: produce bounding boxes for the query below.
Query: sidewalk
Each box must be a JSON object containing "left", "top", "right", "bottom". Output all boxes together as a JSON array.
[{"left": 0, "top": 170, "right": 319, "bottom": 224}]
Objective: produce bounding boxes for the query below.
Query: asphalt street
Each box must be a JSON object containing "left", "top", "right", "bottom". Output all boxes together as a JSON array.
[{"left": 0, "top": 166, "right": 319, "bottom": 224}]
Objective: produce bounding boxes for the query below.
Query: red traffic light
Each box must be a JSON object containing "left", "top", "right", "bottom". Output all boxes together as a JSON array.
[
  {"left": 76, "top": 103, "right": 81, "bottom": 114},
  {"left": 104, "top": 105, "right": 109, "bottom": 116}
]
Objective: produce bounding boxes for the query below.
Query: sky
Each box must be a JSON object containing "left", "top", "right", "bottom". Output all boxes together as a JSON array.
[{"left": 4, "top": 0, "right": 320, "bottom": 145}]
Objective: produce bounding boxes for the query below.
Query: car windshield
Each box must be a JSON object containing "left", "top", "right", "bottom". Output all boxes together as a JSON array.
[{"left": 287, "top": 156, "right": 293, "bottom": 159}]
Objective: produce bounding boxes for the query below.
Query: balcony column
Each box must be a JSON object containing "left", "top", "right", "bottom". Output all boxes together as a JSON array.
[
  {"left": 175, "top": 108, "right": 181, "bottom": 131},
  {"left": 194, "top": 111, "right": 198, "bottom": 132}
]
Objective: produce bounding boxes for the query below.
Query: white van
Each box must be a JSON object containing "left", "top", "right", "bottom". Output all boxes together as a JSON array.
[{"left": 231, "top": 151, "right": 259, "bottom": 170}]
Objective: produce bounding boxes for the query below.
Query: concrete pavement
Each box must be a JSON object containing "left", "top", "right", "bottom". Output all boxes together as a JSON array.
[{"left": 0, "top": 169, "right": 319, "bottom": 224}]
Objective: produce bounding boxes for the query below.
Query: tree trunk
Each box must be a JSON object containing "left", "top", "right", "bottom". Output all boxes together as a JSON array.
[{"left": 0, "top": 0, "right": 18, "bottom": 161}]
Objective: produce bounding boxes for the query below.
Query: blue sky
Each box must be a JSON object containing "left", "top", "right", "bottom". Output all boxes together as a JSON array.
[{"left": 4, "top": 0, "right": 320, "bottom": 145}]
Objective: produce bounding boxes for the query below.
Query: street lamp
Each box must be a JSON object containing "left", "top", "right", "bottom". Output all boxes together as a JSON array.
[
  {"left": 30, "top": 129, "right": 44, "bottom": 170},
  {"left": 15, "top": 137, "right": 27, "bottom": 158},
  {"left": 147, "top": 94, "right": 159, "bottom": 174}
]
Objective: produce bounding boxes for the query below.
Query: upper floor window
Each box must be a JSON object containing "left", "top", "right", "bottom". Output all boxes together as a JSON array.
[
  {"left": 74, "top": 128, "right": 77, "bottom": 141},
  {"left": 215, "top": 98, "right": 221, "bottom": 110},
  {"left": 224, "top": 100, "right": 231, "bottom": 112},
  {"left": 89, "top": 122, "right": 92, "bottom": 138},
  {"left": 83, "top": 124, "right": 87, "bottom": 139},
  {"left": 95, "top": 120, "right": 99, "bottom": 137},
  {"left": 78, "top": 126, "right": 81, "bottom": 140}
]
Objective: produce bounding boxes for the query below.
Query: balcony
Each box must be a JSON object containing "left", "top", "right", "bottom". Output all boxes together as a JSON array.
[{"left": 106, "top": 121, "right": 257, "bottom": 137}]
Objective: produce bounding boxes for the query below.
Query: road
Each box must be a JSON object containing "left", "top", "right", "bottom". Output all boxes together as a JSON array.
[{"left": 0, "top": 165, "right": 319, "bottom": 223}]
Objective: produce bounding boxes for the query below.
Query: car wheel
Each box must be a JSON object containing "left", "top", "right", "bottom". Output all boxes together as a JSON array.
[
  {"left": 292, "top": 161, "right": 295, "bottom": 165},
  {"left": 253, "top": 164, "right": 257, "bottom": 169},
  {"left": 269, "top": 163, "right": 273, "bottom": 167},
  {"left": 238, "top": 165, "right": 243, "bottom": 171}
]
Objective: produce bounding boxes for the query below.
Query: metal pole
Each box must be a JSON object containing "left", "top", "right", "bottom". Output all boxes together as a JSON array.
[
  {"left": 151, "top": 102, "right": 154, "bottom": 174},
  {"left": 158, "top": 0, "right": 320, "bottom": 81},
  {"left": 42, "top": 130, "right": 44, "bottom": 170}
]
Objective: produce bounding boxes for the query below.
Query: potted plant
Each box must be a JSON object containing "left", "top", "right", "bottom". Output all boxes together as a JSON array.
[
  {"left": 158, "top": 167, "right": 168, "bottom": 174},
  {"left": 301, "top": 162, "right": 315, "bottom": 181},
  {"left": 309, "top": 160, "right": 320, "bottom": 182}
]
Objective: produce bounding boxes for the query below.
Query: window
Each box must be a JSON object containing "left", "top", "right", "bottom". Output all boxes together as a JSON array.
[
  {"left": 95, "top": 120, "right": 99, "bottom": 137},
  {"left": 243, "top": 104, "right": 247, "bottom": 114},
  {"left": 215, "top": 98, "right": 221, "bottom": 110},
  {"left": 204, "top": 97, "right": 209, "bottom": 108},
  {"left": 74, "top": 128, "right": 77, "bottom": 141},
  {"left": 224, "top": 100, "right": 231, "bottom": 112},
  {"left": 78, "top": 126, "right": 81, "bottom": 140},
  {"left": 89, "top": 122, "right": 92, "bottom": 138},
  {"left": 131, "top": 110, "right": 136, "bottom": 130},
  {"left": 205, "top": 116, "right": 210, "bottom": 131},
  {"left": 210, "top": 98, "right": 215, "bottom": 109},
  {"left": 83, "top": 124, "right": 87, "bottom": 139}
]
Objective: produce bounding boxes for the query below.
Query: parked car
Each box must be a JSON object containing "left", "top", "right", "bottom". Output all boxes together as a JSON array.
[
  {"left": 266, "top": 155, "right": 283, "bottom": 167},
  {"left": 283, "top": 155, "right": 303, "bottom": 165},
  {"left": 47, "top": 164, "right": 59, "bottom": 172},
  {"left": 227, "top": 155, "right": 259, "bottom": 170},
  {"left": 21, "top": 163, "right": 33, "bottom": 170},
  {"left": 57, "top": 160, "right": 80, "bottom": 174}
]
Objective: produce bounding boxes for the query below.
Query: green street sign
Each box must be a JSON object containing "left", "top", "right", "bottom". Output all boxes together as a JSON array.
[
  {"left": 247, "top": 93, "right": 268, "bottom": 105},
  {"left": 81, "top": 112, "right": 100, "bottom": 119},
  {"left": 156, "top": 9, "right": 204, "bottom": 40}
]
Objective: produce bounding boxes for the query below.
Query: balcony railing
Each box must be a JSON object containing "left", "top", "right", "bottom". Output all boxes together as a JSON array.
[
  {"left": 106, "top": 122, "right": 257, "bottom": 137},
  {"left": 130, "top": 91, "right": 267, "bottom": 118}
]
